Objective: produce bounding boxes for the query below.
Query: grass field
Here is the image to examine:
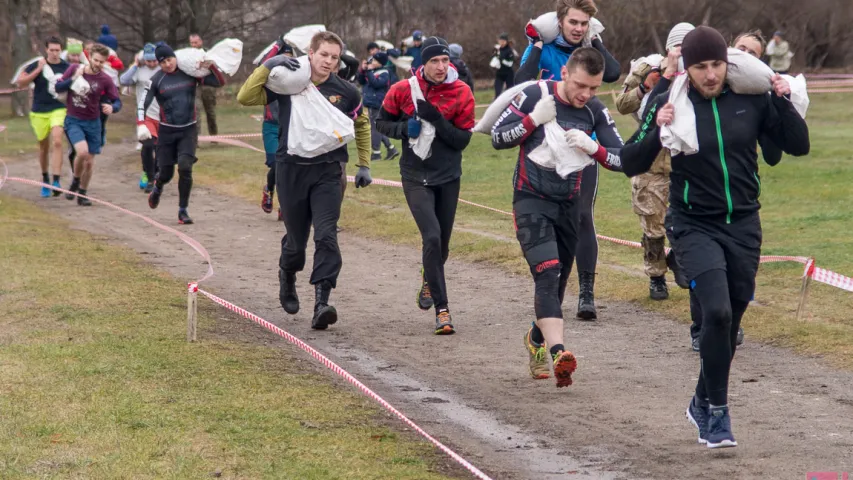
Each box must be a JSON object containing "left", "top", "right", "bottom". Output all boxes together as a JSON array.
[
  {"left": 181, "top": 88, "right": 853, "bottom": 368},
  {"left": 0, "top": 135, "right": 457, "bottom": 477}
]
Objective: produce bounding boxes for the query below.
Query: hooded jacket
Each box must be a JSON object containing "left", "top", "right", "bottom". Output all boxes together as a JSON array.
[
  {"left": 622, "top": 84, "right": 810, "bottom": 222},
  {"left": 97, "top": 25, "right": 118, "bottom": 51},
  {"left": 377, "top": 65, "right": 476, "bottom": 185},
  {"left": 517, "top": 38, "right": 620, "bottom": 83},
  {"left": 357, "top": 66, "right": 391, "bottom": 109}
]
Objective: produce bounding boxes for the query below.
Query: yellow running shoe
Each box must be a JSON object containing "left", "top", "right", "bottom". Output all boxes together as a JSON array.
[{"left": 524, "top": 327, "right": 550, "bottom": 379}]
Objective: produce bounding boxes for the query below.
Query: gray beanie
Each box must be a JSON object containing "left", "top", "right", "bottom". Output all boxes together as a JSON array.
[
  {"left": 666, "top": 22, "right": 695, "bottom": 52},
  {"left": 448, "top": 43, "right": 463, "bottom": 59}
]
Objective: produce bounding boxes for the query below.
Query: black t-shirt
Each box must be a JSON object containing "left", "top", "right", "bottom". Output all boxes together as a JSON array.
[{"left": 26, "top": 59, "right": 70, "bottom": 113}]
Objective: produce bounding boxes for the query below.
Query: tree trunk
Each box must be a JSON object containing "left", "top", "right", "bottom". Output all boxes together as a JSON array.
[{"left": 10, "top": 0, "right": 32, "bottom": 117}]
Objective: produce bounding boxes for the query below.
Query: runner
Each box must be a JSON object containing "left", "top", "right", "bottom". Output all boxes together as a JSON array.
[
  {"left": 142, "top": 43, "right": 227, "bottom": 225},
  {"left": 614, "top": 23, "right": 693, "bottom": 301},
  {"left": 54, "top": 43, "right": 122, "bottom": 206},
  {"left": 120, "top": 43, "right": 161, "bottom": 193},
  {"left": 621, "top": 26, "right": 810, "bottom": 447},
  {"left": 516, "top": 0, "right": 622, "bottom": 320},
  {"left": 489, "top": 47, "right": 624, "bottom": 386},
  {"left": 62, "top": 40, "right": 85, "bottom": 174},
  {"left": 376, "top": 37, "right": 476, "bottom": 335},
  {"left": 15, "top": 36, "right": 70, "bottom": 197},
  {"left": 254, "top": 38, "right": 295, "bottom": 218},
  {"left": 237, "top": 31, "right": 373, "bottom": 330}
]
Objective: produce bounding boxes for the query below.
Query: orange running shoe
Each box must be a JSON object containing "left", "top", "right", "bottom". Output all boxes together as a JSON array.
[{"left": 552, "top": 351, "right": 578, "bottom": 388}]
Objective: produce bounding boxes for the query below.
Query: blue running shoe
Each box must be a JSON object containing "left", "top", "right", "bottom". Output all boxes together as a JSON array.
[
  {"left": 40, "top": 183, "right": 51, "bottom": 198},
  {"left": 51, "top": 179, "right": 61, "bottom": 197},
  {"left": 706, "top": 406, "right": 737, "bottom": 448},
  {"left": 685, "top": 395, "right": 710, "bottom": 444},
  {"left": 139, "top": 172, "right": 149, "bottom": 190}
]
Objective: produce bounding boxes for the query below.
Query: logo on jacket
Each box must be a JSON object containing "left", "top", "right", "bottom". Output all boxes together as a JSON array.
[
  {"left": 328, "top": 95, "right": 340, "bottom": 104},
  {"left": 511, "top": 92, "right": 528, "bottom": 109}
]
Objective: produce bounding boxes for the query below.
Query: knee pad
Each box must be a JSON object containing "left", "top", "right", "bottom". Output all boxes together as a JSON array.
[
  {"left": 533, "top": 261, "right": 563, "bottom": 319},
  {"left": 177, "top": 154, "right": 195, "bottom": 172}
]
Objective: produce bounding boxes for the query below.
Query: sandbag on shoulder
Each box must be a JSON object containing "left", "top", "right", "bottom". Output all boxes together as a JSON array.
[
  {"left": 529, "top": 11, "right": 605, "bottom": 46},
  {"left": 10, "top": 56, "right": 43, "bottom": 85},
  {"left": 176, "top": 38, "right": 243, "bottom": 78},
  {"left": 473, "top": 80, "right": 538, "bottom": 133},
  {"left": 727, "top": 48, "right": 774, "bottom": 95},
  {"left": 266, "top": 56, "right": 312, "bottom": 95}
]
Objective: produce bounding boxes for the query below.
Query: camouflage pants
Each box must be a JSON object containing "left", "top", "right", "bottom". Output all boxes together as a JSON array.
[
  {"left": 632, "top": 172, "right": 669, "bottom": 277},
  {"left": 198, "top": 86, "right": 218, "bottom": 136}
]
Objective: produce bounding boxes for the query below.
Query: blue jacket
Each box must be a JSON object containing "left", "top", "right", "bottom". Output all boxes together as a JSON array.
[
  {"left": 407, "top": 45, "right": 423, "bottom": 71},
  {"left": 357, "top": 67, "right": 391, "bottom": 109},
  {"left": 517, "top": 39, "right": 620, "bottom": 83},
  {"left": 97, "top": 25, "right": 118, "bottom": 51}
]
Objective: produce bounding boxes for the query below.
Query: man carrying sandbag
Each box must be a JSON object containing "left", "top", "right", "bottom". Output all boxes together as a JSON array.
[
  {"left": 615, "top": 23, "right": 693, "bottom": 302},
  {"left": 621, "top": 26, "right": 809, "bottom": 449},
  {"left": 237, "top": 31, "right": 373, "bottom": 331},
  {"left": 142, "top": 43, "right": 226, "bottom": 225},
  {"left": 516, "top": 0, "right": 621, "bottom": 321},
  {"left": 375, "top": 37, "right": 475, "bottom": 335},
  {"left": 16, "top": 36, "right": 70, "bottom": 198},
  {"left": 490, "top": 48, "right": 624, "bottom": 387}
]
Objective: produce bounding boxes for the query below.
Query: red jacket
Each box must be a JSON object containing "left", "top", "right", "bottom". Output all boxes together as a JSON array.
[
  {"left": 379, "top": 65, "right": 475, "bottom": 185},
  {"left": 84, "top": 50, "right": 124, "bottom": 71}
]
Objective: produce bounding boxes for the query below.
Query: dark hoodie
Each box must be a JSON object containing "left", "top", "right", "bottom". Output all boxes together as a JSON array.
[{"left": 97, "top": 25, "right": 118, "bottom": 51}]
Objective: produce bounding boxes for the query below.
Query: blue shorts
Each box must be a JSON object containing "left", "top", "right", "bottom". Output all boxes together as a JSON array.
[
  {"left": 64, "top": 116, "right": 102, "bottom": 155},
  {"left": 262, "top": 121, "right": 279, "bottom": 167}
]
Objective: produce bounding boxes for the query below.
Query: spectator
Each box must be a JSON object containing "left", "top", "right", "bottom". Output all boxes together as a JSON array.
[
  {"left": 188, "top": 33, "right": 218, "bottom": 135},
  {"left": 96, "top": 25, "right": 117, "bottom": 51},
  {"left": 493, "top": 33, "right": 515, "bottom": 98},
  {"left": 407, "top": 30, "right": 424, "bottom": 71},
  {"left": 357, "top": 52, "right": 400, "bottom": 162},
  {"left": 448, "top": 43, "right": 474, "bottom": 91},
  {"left": 368, "top": 41, "right": 399, "bottom": 83},
  {"left": 766, "top": 31, "right": 793, "bottom": 74}
]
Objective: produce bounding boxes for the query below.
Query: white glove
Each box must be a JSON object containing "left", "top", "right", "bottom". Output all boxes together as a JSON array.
[
  {"left": 529, "top": 95, "right": 557, "bottom": 126},
  {"left": 565, "top": 129, "right": 600, "bottom": 155},
  {"left": 137, "top": 124, "right": 152, "bottom": 141}
]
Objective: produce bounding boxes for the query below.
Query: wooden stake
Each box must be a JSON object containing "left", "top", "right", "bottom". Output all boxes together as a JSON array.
[{"left": 187, "top": 284, "right": 198, "bottom": 342}]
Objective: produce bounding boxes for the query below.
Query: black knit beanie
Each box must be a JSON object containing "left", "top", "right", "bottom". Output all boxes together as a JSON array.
[
  {"left": 155, "top": 43, "right": 176, "bottom": 63},
  {"left": 681, "top": 26, "right": 728, "bottom": 69},
  {"left": 420, "top": 37, "right": 450, "bottom": 64}
]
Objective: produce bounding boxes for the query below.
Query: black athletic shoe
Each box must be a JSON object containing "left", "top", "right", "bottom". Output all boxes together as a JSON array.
[
  {"left": 416, "top": 268, "right": 434, "bottom": 311},
  {"left": 691, "top": 336, "right": 700, "bottom": 352},
  {"left": 577, "top": 271, "right": 597, "bottom": 320},
  {"left": 667, "top": 250, "right": 689, "bottom": 289},
  {"left": 279, "top": 269, "right": 299, "bottom": 314},
  {"left": 434, "top": 310, "right": 455, "bottom": 335},
  {"left": 370, "top": 152, "right": 382, "bottom": 162},
  {"left": 385, "top": 146, "right": 400, "bottom": 161},
  {"left": 148, "top": 186, "right": 161, "bottom": 209},
  {"left": 77, "top": 195, "right": 92, "bottom": 207},
  {"left": 65, "top": 180, "right": 79, "bottom": 200},
  {"left": 650, "top": 276, "right": 669, "bottom": 301},
  {"left": 178, "top": 210, "right": 193, "bottom": 225},
  {"left": 144, "top": 183, "right": 154, "bottom": 194},
  {"left": 311, "top": 282, "right": 338, "bottom": 330},
  {"left": 706, "top": 406, "right": 737, "bottom": 448},
  {"left": 736, "top": 327, "right": 744, "bottom": 346}
]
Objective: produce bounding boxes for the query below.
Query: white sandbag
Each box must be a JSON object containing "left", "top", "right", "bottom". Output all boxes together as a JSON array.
[
  {"left": 629, "top": 54, "right": 663, "bottom": 75},
  {"left": 375, "top": 40, "right": 395, "bottom": 51},
  {"left": 284, "top": 24, "right": 326, "bottom": 55},
  {"left": 206, "top": 38, "right": 243, "bottom": 76},
  {"left": 10, "top": 56, "right": 43, "bottom": 85},
  {"left": 287, "top": 83, "right": 355, "bottom": 158},
  {"left": 176, "top": 48, "right": 209, "bottom": 77},
  {"left": 530, "top": 12, "right": 604, "bottom": 46},
  {"left": 727, "top": 48, "right": 773, "bottom": 95},
  {"left": 660, "top": 73, "right": 698, "bottom": 156},
  {"left": 783, "top": 74, "right": 809, "bottom": 119},
  {"left": 41, "top": 64, "right": 59, "bottom": 98},
  {"left": 474, "top": 81, "right": 537, "bottom": 133},
  {"left": 402, "top": 36, "right": 415, "bottom": 48},
  {"left": 408, "top": 76, "right": 436, "bottom": 160},
  {"left": 71, "top": 76, "right": 91, "bottom": 96},
  {"left": 253, "top": 42, "right": 277, "bottom": 66},
  {"left": 489, "top": 56, "right": 500, "bottom": 69},
  {"left": 390, "top": 55, "right": 414, "bottom": 72},
  {"left": 266, "top": 55, "right": 312, "bottom": 95}
]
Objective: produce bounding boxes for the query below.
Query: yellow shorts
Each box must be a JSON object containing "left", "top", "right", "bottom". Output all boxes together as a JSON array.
[{"left": 29, "top": 108, "right": 67, "bottom": 141}]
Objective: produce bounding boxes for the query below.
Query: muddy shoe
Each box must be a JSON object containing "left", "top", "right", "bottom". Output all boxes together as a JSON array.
[
  {"left": 311, "top": 281, "right": 338, "bottom": 330},
  {"left": 686, "top": 395, "right": 710, "bottom": 444},
  {"left": 576, "top": 271, "right": 597, "bottom": 320},
  {"left": 261, "top": 185, "right": 273, "bottom": 213},
  {"left": 524, "top": 327, "right": 549, "bottom": 379},
  {"left": 650, "top": 275, "right": 669, "bottom": 301},
  {"left": 434, "top": 310, "right": 455, "bottom": 335},
  {"left": 279, "top": 269, "right": 299, "bottom": 314},
  {"left": 65, "top": 179, "right": 79, "bottom": 201},
  {"left": 552, "top": 351, "right": 578, "bottom": 388},
  {"left": 706, "top": 406, "right": 737, "bottom": 449},
  {"left": 417, "top": 268, "right": 433, "bottom": 311},
  {"left": 178, "top": 209, "right": 194, "bottom": 225},
  {"left": 736, "top": 327, "right": 744, "bottom": 346},
  {"left": 691, "top": 336, "right": 700, "bottom": 352},
  {"left": 148, "top": 186, "right": 161, "bottom": 209},
  {"left": 385, "top": 146, "right": 400, "bottom": 161}
]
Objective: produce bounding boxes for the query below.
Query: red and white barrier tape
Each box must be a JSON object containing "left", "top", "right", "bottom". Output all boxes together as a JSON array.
[
  {"left": 200, "top": 132, "right": 263, "bottom": 140},
  {"left": 198, "top": 135, "right": 265, "bottom": 153},
  {"left": 196, "top": 286, "right": 493, "bottom": 480},
  {"left": 0, "top": 87, "right": 27, "bottom": 95},
  {"left": 0, "top": 160, "right": 493, "bottom": 479}
]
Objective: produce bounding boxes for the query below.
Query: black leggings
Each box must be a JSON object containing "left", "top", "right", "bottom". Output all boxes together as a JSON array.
[
  {"left": 402, "top": 178, "right": 461, "bottom": 311},
  {"left": 494, "top": 71, "right": 515, "bottom": 98},
  {"left": 692, "top": 269, "right": 749, "bottom": 406},
  {"left": 156, "top": 162, "right": 193, "bottom": 209},
  {"left": 266, "top": 164, "right": 276, "bottom": 193},
  {"left": 141, "top": 139, "right": 156, "bottom": 180},
  {"left": 574, "top": 163, "right": 599, "bottom": 277}
]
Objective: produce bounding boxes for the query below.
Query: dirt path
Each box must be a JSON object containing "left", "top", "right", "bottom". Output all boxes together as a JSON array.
[{"left": 5, "top": 142, "right": 853, "bottom": 479}]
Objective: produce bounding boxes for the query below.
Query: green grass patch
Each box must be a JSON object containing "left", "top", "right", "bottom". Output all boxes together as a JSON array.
[
  {"left": 188, "top": 91, "right": 853, "bottom": 369},
  {"left": 0, "top": 195, "right": 456, "bottom": 479}
]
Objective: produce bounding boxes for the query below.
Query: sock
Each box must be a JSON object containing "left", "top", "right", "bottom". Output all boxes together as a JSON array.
[
  {"left": 42, "top": 172, "right": 49, "bottom": 183},
  {"left": 78, "top": 188, "right": 87, "bottom": 197},
  {"left": 549, "top": 344, "right": 565, "bottom": 358},
  {"left": 72, "top": 176, "right": 80, "bottom": 185},
  {"left": 52, "top": 175, "right": 60, "bottom": 183},
  {"left": 530, "top": 322, "right": 545, "bottom": 345},
  {"left": 709, "top": 404, "right": 727, "bottom": 411}
]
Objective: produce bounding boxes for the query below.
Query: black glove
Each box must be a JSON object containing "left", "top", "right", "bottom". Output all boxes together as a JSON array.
[
  {"left": 264, "top": 55, "right": 300, "bottom": 71},
  {"left": 416, "top": 99, "right": 442, "bottom": 123},
  {"left": 355, "top": 166, "right": 372, "bottom": 188}
]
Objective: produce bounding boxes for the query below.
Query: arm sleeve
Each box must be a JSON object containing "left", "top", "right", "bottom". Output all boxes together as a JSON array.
[
  {"left": 758, "top": 134, "right": 783, "bottom": 166},
  {"left": 592, "top": 38, "right": 621, "bottom": 83},
  {"left": 490, "top": 85, "right": 541, "bottom": 149},
  {"left": 17, "top": 61, "right": 41, "bottom": 87},
  {"left": 366, "top": 70, "right": 390, "bottom": 89},
  {"left": 615, "top": 87, "right": 643, "bottom": 116},
  {"left": 202, "top": 65, "right": 226, "bottom": 87},
  {"left": 760, "top": 94, "right": 810, "bottom": 157},
  {"left": 139, "top": 72, "right": 159, "bottom": 123},
  {"left": 621, "top": 95, "right": 667, "bottom": 177},
  {"left": 641, "top": 76, "right": 671, "bottom": 119},
  {"left": 515, "top": 45, "right": 542, "bottom": 83},
  {"left": 433, "top": 116, "right": 473, "bottom": 151},
  {"left": 500, "top": 48, "right": 515, "bottom": 67},
  {"left": 236, "top": 65, "right": 271, "bottom": 106},
  {"left": 376, "top": 106, "right": 407, "bottom": 139},
  {"left": 119, "top": 65, "right": 138, "bottom": 86},
  {"left": 353, "top": 105, "right": 372, "bottom": 168},
  {"left": 590, "top": 105, "right": 624, "bottom": 171},
  {"left": 54, "top": 65, "right": 76, "bottom": 93},
  {"left": 105, "top": 81, "right": 122, "bottom": 112},
  {"left": 356, "top": 69, "right": 368, "bottom": 85}
]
